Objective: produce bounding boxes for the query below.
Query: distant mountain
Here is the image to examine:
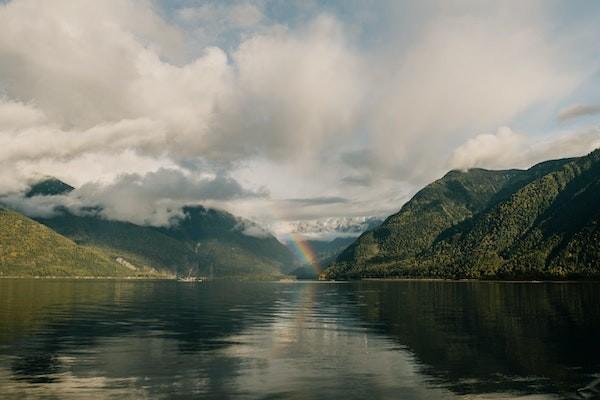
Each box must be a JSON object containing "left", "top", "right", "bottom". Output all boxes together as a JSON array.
[
  {"left": 288, "top": 233, "right": 378, "bottom": 279},
  {"left": 18, "top": 178, "right": 295, "bottom": 278},
  {"left": 25, "top": 177, "right": 74, "bottom": 197},
  {"left": 325, "top": 149, "right": 600, "bottom": 280},
  {"left": 0, "top": 208, "right": 152, "bottom": 277},
  {"left": 287, "top": 216, "right": 382, "bottom": 239},
  {"left": 287, "top": 237, "right": 355, "bottom": 279}
]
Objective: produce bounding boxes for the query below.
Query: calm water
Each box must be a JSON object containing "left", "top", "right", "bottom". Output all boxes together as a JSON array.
[{"left": 0, "top": 280, "right": 599, "bottom": 399}]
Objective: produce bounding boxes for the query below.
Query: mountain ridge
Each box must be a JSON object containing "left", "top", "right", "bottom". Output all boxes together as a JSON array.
[
  {"left": 324, "top": 150, "right": 600, "bottom": 279},
  {"left": 7, "top": 179, "right": 295, "bottom": 278},
  {"left": 0, "top": 208, "right": 153, "bottom": 277}
]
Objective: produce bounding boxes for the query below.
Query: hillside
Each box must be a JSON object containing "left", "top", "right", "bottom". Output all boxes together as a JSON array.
[
  {"left": 23, "top": 181, "right": 295, "bottom": 277},
  {"left": 307, "top": 236, "right": 358, "bottom": 265},
  {"left": 325, "top": 150, "right": 600, "bottom": 279},
  {"left": 0, "top": 208, "right": 144, "bottom": 277},
  {"left": 34, "top": 212, "right": 199, "bottom": 275},
  {"left": 157, "top": 206, "right": 295, "bottom": 276}
]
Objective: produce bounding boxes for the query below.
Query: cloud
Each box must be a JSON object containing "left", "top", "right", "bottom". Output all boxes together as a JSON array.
[
  {"left": 0, "top": 99, "right": 47, "bottom": 130},
  {"left": 285, "top": 196, "right": 349, "bottom": 206},
  {"left": 0, "top": 1, "right": 362, "bottom": 171},
  {"left": 177, "top": 3, "right": 264, "bottom": 29},
  {"left": 448, "top": 127, "right": 528, "bottom": 170},
  {"left": 363, "top": 9, "right": 582, "bottom": 182},
  {"left": 1, "top": 169, "right": 266, "bottom": 227},
  {"left": 73, "top": 169, "right": 267, "bottom": 226},
  {"left": 208, "top": 15, "right": 364, "bottom": 162},
  {"left": 233, "top": 218, "right": 272, "bottom": 238},
  {"left": 449, "top": 126, "right": 600, "bottom": 171},
  {"left": 558, "top": 104, "right": 600, "bottom": 121},
  {"left": 275, "top": 216, "right": 383, "bottom": 240},
  {"left": 340, "top": 175, "right": 372, "bottom": 186}
]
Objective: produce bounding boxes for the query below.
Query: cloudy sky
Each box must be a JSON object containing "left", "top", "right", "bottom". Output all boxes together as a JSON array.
[{"left": 1, "top": 0, "right": 600, "bottom": 238}]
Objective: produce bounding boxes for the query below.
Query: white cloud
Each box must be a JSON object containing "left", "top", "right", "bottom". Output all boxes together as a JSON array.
[
  {"left": 209, "top": 15, "right": 364, "bottom": 162},
  {"left": 449, "top": 126, "right": 600, "bottom": 171},
  {"left": 448, "top": 127, "right": 528, "bottom": 170},
  {"left": 73, "top": 169, "right": 266, "bottom": 226},
  {"left": 558, "top": 104, "right": 600, "bottom": 121},
  {"left": 364, "top": 12, "right": 580, "bottom": 182},
  {"left": 2, "top": 168, "right": 266, "bottom": 227}
]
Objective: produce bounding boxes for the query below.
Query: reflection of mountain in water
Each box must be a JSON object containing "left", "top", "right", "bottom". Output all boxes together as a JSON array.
[
  {"left": 0, "top": 281, "right": 284, "bottom": 389},
  {"left": 352, "top": 281, "right": 600, "bottom": 397},
  {"left": 1, "top": 280, "right": 599, "bottom": 399}
]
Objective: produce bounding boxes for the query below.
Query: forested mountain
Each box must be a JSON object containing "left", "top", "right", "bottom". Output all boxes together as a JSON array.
[
  {"left": 324, "top": 150, "right": 600, "bottom": 280},
  {"left": 0, "top": 208, "right": 147, "bottom": 277},
  {"left": 12, "top": 179, "right": 295, "bottom": 278},
  {"left": 34, "top": 212, "right": 199, "bottom": 276},
  {"left": 157, "top": 206, "right": 295, "bottom": 276}
]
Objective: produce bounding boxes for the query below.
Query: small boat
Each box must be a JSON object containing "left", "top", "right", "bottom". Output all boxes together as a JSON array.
[
  {"left": 177, "top": 269, "right": 203, "bottom": 283},
  {"left": 177, "top": 276, "right": 202, "bottom": 283}
]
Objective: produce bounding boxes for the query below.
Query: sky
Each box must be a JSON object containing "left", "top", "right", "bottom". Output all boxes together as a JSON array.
[{"left": 1, "top": 0, "right": 600, "bottom": 239}]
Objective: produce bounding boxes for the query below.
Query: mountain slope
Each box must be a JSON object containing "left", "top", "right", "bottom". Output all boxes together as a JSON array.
[
  {"left": 158, "top": 206, "right": 295, "bottom": 276},
  {"left": 307, "top": 236, "right": 358, "bottom": 265},
  {"left": 422, "top": 149, "right": 600, "bottom": 278},
  {"left": 325, "top": 150, "right": 600, "bottom": 279},
  {"left": 22, "top": 180, "right": 295, "bottom": 277},
  {"left": 0, "top": 208, "right": 137, "bottom": 277},
  {"left": 328, "top": 168, "right": 525, "bottom": 276},
  {"left": 35, "top": 208, "right": 295, "bottom": 278},
  {"left": 35, "top": 212, "right": 198, "bottom": 275}
]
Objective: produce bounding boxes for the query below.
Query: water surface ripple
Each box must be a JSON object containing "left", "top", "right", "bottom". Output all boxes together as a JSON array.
[{"left": 1, "top": 279, "right": 599, "bottom": 399}]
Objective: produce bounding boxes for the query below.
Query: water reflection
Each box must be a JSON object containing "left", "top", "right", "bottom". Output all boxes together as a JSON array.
[
  {"left": 352, "top": 281, "right": 600, "bottom": 397},
  {"left": 0, "top": 279, "right": 598, "bottom": 399}
]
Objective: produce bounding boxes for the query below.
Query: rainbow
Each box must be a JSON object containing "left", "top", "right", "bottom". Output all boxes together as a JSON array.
[{"left": 285, "top": 232, "right": 321, "bottom": 274}]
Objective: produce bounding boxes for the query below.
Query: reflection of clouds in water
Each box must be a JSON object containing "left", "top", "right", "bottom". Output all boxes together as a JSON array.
[
  {"left": 219, "top": 283, "right": 454, "bottom": 399},
  {"left": 0, "top": 366, "right": 143, "bottom": 399},
  {"left": 0, "top": 281, "right": 596, "bottom": 399}
]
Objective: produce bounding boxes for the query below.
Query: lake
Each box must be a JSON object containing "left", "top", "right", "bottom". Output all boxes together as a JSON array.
[{"left": 0, "top": 279, "right": 599, "bottom": 399}]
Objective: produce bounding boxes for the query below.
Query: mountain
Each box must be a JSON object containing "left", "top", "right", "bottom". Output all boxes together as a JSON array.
[
  {"left": 285, "top": 216, "right": 382, "bottom": 239},
  {"left": 25, "top": 177, "right": 74, "bottom": 197},
  {"left": 34, "top": 212, "right": 199, "bottom": 275},
  {"left": 0, "top": 208, "right": 151, "bottom": 277},
  {"left": 307, "top": 236, "right": 359, "bottom": 265},
  {"left": 157, "top": 206, "right": 295, "bottom": 277},
  {"left": 325, "top": 149, "right": 600, "bottom": 280},
  {"left": 21, "top": 179, "right": 295, "bottom": 278}
]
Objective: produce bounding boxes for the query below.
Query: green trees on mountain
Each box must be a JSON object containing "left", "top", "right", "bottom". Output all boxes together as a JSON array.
[
  {"left": 33, "top": 205, "right": 294, "bottom": 278},
  {"left": 325, "top": 150, "right": 600, "bottom": 280},
  {"left": 0, "top": 209, "right": 134, "bottom": 277}
]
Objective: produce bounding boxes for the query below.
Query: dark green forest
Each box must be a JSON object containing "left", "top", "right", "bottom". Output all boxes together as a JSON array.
[
  {"left": 325, "top": 149, "right": 600, "bottom": 280},
  {"left": 0, "top": 208, "right": 144, "bottom": 277}
]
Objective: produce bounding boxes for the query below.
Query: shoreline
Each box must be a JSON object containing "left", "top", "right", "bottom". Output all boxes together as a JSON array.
[
  {"left": 360, "top": 277, "right": 600, "bottom": 283},
  {"left": 2, "top": 276, "right": 599, "bottom": 283},
  {"left": 0, "top": 275, "right": 174, "bottom": 280}
]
